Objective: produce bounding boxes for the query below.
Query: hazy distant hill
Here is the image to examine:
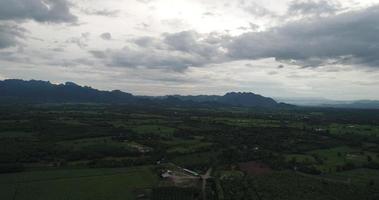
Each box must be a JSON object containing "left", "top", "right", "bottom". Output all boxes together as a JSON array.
[
  {"left": 0, "top": 79, "right": 288, "bottom": 108},
  {"left": 322, "top": 100, "right": 379, "bottom": 109},
  {"left": 276, "top": 97, "right": 379, "bottom": 109}
]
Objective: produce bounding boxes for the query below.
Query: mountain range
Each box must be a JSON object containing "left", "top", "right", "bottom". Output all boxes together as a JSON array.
[
  {"left": 0, "top": 79, "right": 288, "bottom": 108},
  {"left": 276, "top": 97, "right": 379, "bottom": 109},
  {"left": 1, "top": 79, "right": 377, "bottom": 109}
]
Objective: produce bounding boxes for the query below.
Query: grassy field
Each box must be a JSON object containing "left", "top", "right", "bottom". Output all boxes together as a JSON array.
[
  {"left": 132, "top": 125, "right": 176, "bottom": 137},
  {"left": 285, "top": 154, "right": 317, "bottom": 164},
  {"left": 58, "top": 137, "right": 134, "bottom": 150},
  {"left": 329, "top": 123, "right": 379, "bottom": 137},
  {"left": 0, "top": 166, "right": 158, "bottom": 200},
  {"left": 163, "top": 139, "right": 213, "bottom": 154},
  {"left": 199, "top": 117, "right": 282, "bottom": 128},
  {"left": 308, "top": 146, "right": 379, "bottom": 172}
]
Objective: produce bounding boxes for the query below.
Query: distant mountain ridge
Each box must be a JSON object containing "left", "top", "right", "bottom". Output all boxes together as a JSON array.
[
  {"left": 321, "top": 100, "right": 379, "bottom": 109},
  {"left": 276, "top": 97, "right": 379, "bottom": 109},
  {"left": 0, "top": 79, "right": 288, "bottom": 108},
  {"left": 0, "top": 79, "right": 134, "bottom": 103},
  {"left": 172, "top": 92, "right": 281, "bottom": 108}
]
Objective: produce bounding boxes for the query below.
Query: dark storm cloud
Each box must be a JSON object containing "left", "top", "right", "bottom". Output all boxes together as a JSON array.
[
  {"left": 0, "top": 24, "right": 26, "bottom": 49},
  {"left": 0, "top": 0, "right": 77, "bottom": 23},
  {"left": 228, "top": 5, "right": 379, "bottom": 68},
  {"left": 288, "top": 0, "right": 341, "bottom": 16}
]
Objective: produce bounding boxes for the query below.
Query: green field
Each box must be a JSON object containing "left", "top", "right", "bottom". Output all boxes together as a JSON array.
[
  {"left": 163, "top": 139, "right": 213, "bottom": 154},
  {"left": 0, "top": 167, "right": 157, "bottom": 200},
  {"left": 329, "top": 124, "right": 379, "bottom": 137},
  {"left": 132, "top": 125, "right": 176, "bottom": 137},
  {"left": 308, "top": 146, "right": 379, "bottom": 172},
  {"left": 58, "top": 137, "right": 136, "bottom": 150},
  {"left": 285, "top": 154, "right": 317, "bottom": 164}
]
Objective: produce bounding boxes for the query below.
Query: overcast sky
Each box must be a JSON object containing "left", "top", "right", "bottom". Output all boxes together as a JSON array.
[{"left": 0, "top": 0, "right": 379, "bottom": 100}]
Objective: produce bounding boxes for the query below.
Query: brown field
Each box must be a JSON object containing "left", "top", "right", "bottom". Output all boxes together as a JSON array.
[{"left": 238, "top": 161, "right": 272, "bottom": 176}]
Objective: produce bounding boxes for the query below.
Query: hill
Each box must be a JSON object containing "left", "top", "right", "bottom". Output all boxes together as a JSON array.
[
  {"left": 322, "top": 100, "right": 379, "bottom": 109},
  {"left": 0, "top": 79, "right": 134, "bottom": 103},
  {"left": 0, "top": 79, "right": 288, "bottom": 108},
  {"left": 172, "top": 92, "right": 288, "bottom": 108}
]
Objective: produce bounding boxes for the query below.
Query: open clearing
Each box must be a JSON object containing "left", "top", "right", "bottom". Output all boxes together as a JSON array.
[{"left": 0, "top": 166, "right": 157, "bottom": 200}]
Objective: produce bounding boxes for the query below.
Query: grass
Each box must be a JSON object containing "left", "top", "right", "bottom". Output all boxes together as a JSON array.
[
  {"left": 0, "top": 166, "right": 158, "bottom": 200},
  {"left": 58, "top": 137, "right": 135, "bottom": 151},
  {"left": 132, "top": 125, "right": 176, "bottom": 137},
  {"left": 204, "top": 117, "right": 281, "bottom": 128},
  {"left": 308, "top": 146, "right": 379, "bottom": 172},
  {"left": 285, "top": 154, "right": 317, "bottom": 164},
  {"left": 163, "top": 139, "right": 213, "bottom": 154},
  {"left": 329, "top": 123, "right": 379, "bottom": 137}
]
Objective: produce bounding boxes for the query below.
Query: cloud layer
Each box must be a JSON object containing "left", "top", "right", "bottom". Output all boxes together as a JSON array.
[
  {"left": 90, "top": 31, "right": 229, "bottom": 71},
  {"left": 88, "top": 5, "right": 379, "bottom": 70},
  {"left": 0, "top": 24, "right": 25, "bottom": 48},
  {"left": 0, "top": 0, "right": 77, "bottom": 23},
  {"left": 228, "top": 5, "right": 379, "bottom": 68}
]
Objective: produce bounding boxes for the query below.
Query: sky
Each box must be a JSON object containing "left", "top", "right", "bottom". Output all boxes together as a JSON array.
[{"left": 0, "top": 0, "right": 379, "bottom": 100}]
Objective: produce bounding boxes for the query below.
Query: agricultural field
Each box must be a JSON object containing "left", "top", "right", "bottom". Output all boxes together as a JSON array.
[
  {"left": 163, "top": 139, "right": 213, "bottom": 154},
  {"left": 0, "top": 166, "right": 158, "bottom": 200},
  {"left": 0, "top": 105, "right": 379, "bottom": 199},
  {"left": 285, "top": 154, "right": 317, "bottom": 164},
  {"left": 308, "top": 146, "right": 379, "bottom": 173},
  {"left": 329, "top": 123, "right": 379, "bottom": 137}
]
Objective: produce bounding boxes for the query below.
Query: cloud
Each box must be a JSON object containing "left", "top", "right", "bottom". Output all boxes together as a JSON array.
[
  {"left": 90, "top": 31, "right": 229, "bottom": 71},
  {"left": 228, "top": 5, "right": 379, "bottom": 68},
  {"left": 90, "top": 4, "right": 379, "bottom": 72},
  {"left": 66, "top": 32, "right": 90, "bottom": 49},
  {"left": 238, "top": 0, "right": 277, "bottom": 18},
  {"left": 100, "top": 32, "right": 112, "bottom": 40},
  {"left": 0, "top": 0, "right": 77, "bottom": 23},
  {"left": 136, "top": 0, "right": 154, "bottom": 4},
  {"left": 161, "top": 19, "right": 189, "bottom": 29},
  {"left": 81, "top": 8, "right": 119, "bottom": 17},
  {"left": 0, "top": 23, "right": 26, "bottom": 49},
  {"left": 288, "top": 0, "right": 341, "bottom": 16}
]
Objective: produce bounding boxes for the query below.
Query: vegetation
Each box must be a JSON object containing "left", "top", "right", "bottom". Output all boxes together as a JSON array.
[{"left": 0, "top": 102, "right": 379, "bottom": 199}]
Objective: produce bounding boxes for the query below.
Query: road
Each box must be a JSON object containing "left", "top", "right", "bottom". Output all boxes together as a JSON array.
[{"left": 201, "top": 168, "right": 212, "bottom": 200}]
